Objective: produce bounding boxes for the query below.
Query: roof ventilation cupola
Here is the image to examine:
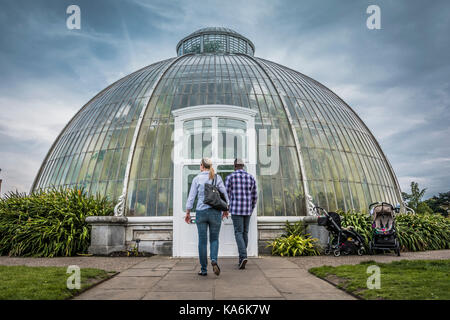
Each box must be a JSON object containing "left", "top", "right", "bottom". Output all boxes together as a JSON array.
[{"left": 176, "top": 27, "right": 255, "bottom": 56}]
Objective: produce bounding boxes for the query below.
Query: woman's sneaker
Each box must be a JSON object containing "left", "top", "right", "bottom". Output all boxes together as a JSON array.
[
  {"left": 239, "top": 258, "right": 247, "bottom": 269},
  {"left": 211, "top": 260, "right": 220, "bottom": 276}
]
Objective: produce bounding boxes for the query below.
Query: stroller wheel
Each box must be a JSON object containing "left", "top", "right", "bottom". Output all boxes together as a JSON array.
[
  {"left": 357, "top": 248, "right": 365, "bottom": 256},
  {"left": 333, "top": 249, "right": 341, "bottom": 257},
  {"left": 324, "top": 248, "right": 331, "bottom": 255}
]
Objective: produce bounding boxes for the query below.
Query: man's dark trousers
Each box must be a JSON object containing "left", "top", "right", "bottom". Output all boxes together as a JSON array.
[{"left": 231, "top": 215, "right": 251, "bottom": 260}]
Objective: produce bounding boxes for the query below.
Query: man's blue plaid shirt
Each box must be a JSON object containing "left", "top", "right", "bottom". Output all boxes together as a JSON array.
[{"left": 225, "top": 169, "right": 258, "bottom": 216}]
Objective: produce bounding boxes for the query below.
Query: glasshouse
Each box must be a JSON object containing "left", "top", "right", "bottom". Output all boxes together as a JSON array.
[{"left": 31, "top": 27, "right": 403, "bottom": 256}]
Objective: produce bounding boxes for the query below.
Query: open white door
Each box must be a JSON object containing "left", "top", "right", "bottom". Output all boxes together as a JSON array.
[{"left": 172, "top": 105, "right": 258, "bottom": 258}]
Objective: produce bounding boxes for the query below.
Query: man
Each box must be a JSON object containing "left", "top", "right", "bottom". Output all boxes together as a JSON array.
[{"left": 224, "top": 158, "right": 258, "bottom": 269}]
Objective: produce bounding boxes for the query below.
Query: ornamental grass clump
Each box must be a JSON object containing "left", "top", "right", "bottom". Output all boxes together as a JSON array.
[
  {"left": 396, "top": 213, "right": 450, "bottom": 251},
  {"left": 0, "top": 188, "right": 113, "bottom": 257}
]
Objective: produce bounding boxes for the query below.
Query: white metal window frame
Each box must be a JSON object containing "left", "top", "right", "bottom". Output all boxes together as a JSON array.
[{"left": 172, "top": 105, "right": 257, "bottom": 167}]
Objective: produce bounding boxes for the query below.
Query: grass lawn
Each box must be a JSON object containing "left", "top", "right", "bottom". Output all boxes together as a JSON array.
[
  {"left": 0, "top": 265, "right": 114, "bottom": 300},
  {"left": 309, "top": 259, "right": 450, "bottom": 300}
]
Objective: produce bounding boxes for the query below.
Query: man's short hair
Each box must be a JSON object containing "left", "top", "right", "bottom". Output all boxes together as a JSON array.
[{"left": 234, "top": 158, "right": 244, "bottom": 168}]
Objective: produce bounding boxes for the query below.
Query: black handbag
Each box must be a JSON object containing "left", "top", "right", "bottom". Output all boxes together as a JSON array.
[{"left": 204, "top": 175, "right": 228, "bottom": 211}]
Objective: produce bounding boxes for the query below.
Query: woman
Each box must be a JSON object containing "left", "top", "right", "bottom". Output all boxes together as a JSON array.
[{"left": 185, "top": 158, "right": 229, "bottom": 276}]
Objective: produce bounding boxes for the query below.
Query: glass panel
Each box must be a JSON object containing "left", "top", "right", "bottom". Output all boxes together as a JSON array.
[
  {"left": 183, "top": 119, "right": 212, "bottom": 159},
  {"left": 218, "top": 118, "right": 247, "bottom": 160},
  {"left": 217, "top": 164, "right": 238, "bottom": 182},
  {"left": 157, "top": 179, "right": 170, "bottom": 216},
  {"left": 135, "top": 180, "right": 148, "bottom": 215},
  {"left": 182, "top": 165, "right": 201, "bottom": 212}
]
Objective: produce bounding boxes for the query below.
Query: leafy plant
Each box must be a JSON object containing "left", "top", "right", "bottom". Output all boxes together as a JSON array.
[
  {"left": 267, "top": 220, "right": 320, "bottom": 256},
  {"left": 0, "top": 188, "right": 113, "bottom": 257},
  {"left": 396, "top": 213, "right": 450, "bottom": 251},
  {"left": 267, "top": 234, "right": 320, "bottom": 257},
  {"left": 283, "top": 220, "right": 306, "bottom": 237}
]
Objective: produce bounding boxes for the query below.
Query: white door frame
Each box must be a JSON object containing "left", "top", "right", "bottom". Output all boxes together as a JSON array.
[{"left": 172, "top": 105, "right": 258, "bottom": 257}]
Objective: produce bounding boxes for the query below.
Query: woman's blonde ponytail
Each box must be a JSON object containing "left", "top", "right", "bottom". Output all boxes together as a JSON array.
[
  {"left": 209, "top": 166, "right": 215, "bottom": 181},
  {"left": 202, "top": 158, "right": 215, "bottom": 180}
]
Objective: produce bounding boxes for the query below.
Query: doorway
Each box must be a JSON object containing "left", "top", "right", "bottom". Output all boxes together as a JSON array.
[{"left": 172, "top": 105, "right": 258, "bottom": 257}]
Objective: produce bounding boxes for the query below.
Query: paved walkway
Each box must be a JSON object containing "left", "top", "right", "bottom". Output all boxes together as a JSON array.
[
  {"left": 74, "top": 249, "right": 449, "bottom": 300},
  {"left": 72, "top": 256, "right": 351, "bottom": 300},
  {"left": 1, "top": 250, "right": 448, "bottom": 300}
]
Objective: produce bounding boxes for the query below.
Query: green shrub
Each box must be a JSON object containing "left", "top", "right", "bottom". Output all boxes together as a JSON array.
[
  {"left": 267, "top": 234, "right": 320, "bottom": 257},
  {"left": 283, "top": 220, "right": 306, "bottom": 237},
  {"left": 396, "top": 214, "right": 450, "bottom": 251},
  {"left": 415, "top": 202, "right": 434, "bottom": 215},
  {"left": 0, "top": 188, "right": 113, "bottom": 257},
  {"left": 267, "top": 220, "right": 320, "bottom": 256}
]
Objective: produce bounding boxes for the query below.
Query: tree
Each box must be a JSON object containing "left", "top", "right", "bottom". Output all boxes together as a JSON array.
[
  {"left": 402, "top": 181, "right": 427, "bottom": 212},
  {"left": 424, "top": 191, "right": 450, "bottom": 217}
]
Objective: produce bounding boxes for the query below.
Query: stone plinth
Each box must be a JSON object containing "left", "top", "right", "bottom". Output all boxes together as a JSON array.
[{"left": 86, "top": 216, "right": 128, "bottom": 255}]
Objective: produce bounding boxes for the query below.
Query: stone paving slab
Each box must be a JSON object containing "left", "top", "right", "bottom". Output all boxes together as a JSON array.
[
  {"left": 153, "top": 273, "right": 216, "bottom": 292},
  {"left": 283, "top": 292, "right": 355, "bottom": 300},
  {"left": 214, "top": 281, "right": 283, "bottom": 299},
  {"left": 75, "top": 288, "right": 148, "bottom": 300},
  {"left": 117, "top": 269, "right": 169, "bottom": 277},
  {"left": 97, "top": 276, "right": 160, "bottom": 290},
  {"left": 142, "top": 291, "right": 213, "bottom": 300}
]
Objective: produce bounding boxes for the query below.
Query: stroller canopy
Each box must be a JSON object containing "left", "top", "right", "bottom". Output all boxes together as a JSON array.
[{"left": 371, "top": 203, "right": 395, "bottom": 231}]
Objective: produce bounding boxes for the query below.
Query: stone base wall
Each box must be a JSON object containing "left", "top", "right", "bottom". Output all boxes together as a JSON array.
[
  {"left": 87, "top": 216, "right": 325, "bottom": 256},
  {"left": 125, "top": 218, "right": 173, "bottom": 255}
]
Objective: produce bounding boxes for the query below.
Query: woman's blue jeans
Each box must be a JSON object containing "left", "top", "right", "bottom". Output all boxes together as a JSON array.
[{"left": 196, "top": 208, "right": 222, "bottom": 273}]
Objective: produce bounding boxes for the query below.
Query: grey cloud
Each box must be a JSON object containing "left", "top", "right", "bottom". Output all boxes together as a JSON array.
[{"left": 0, "top": 0, "right": 449, "bottom": 198}]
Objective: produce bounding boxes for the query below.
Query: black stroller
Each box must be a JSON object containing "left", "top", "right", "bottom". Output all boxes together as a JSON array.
[
  {"left": 368, "top": 202, "right": 401, "bottom": 256},
  {"left": 315, "top": 207, "right": 366, "bottom": 257}
]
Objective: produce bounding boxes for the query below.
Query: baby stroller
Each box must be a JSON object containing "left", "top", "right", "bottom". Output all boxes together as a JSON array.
[
  {"left": 315, "top": 207, "right": 366, "bottom": 257},
  {"left": 368, "top": 202, "right": 401, "bottom": 256}
]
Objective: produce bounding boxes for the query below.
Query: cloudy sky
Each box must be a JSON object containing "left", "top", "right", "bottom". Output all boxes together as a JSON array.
[{"left": 0, "top": 0, "right": 449, "bottom": 198}]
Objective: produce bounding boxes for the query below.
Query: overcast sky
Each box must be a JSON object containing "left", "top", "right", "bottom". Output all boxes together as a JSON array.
[{"left": 0, "top": 0, "right": 449, "bottom": 198}]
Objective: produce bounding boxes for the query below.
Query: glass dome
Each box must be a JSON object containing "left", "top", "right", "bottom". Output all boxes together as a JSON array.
[{"left": 32, "top": 27, "right": 402, "bottom": 217}]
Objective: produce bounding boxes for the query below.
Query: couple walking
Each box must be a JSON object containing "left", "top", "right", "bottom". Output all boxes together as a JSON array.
[{"left": 185, "top": 158, "right": 257, "bottom": 276}]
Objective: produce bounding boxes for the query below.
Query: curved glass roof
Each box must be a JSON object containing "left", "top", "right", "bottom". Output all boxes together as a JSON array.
[
  {"left": 176, "top": 27, "right": 255, "bottom": 56},
  {"left": 32, "top": 29, "right": 402, "bottom": 217}
]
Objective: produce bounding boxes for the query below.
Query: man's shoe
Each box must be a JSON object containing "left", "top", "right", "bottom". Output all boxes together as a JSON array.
[
  {"left": 239, "top": 258, "right": 247, "bottom": 270},
  {"left": 211, "top": 260, "right": 220, "bottom": 276},
  {"left": 198, "top": 271, "right": 207, "bottom": 276}
]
